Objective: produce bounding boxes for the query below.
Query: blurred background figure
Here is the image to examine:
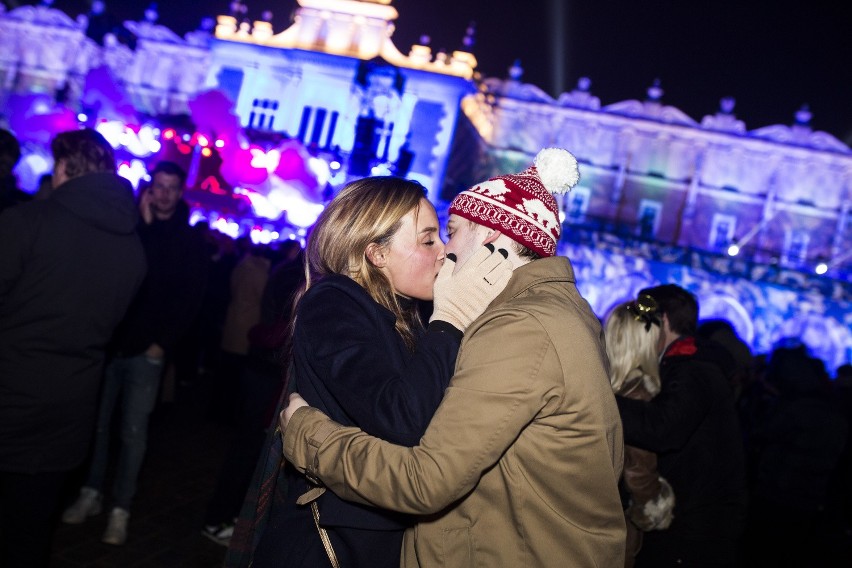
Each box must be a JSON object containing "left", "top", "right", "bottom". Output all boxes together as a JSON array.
[
  {"left": 0, "top": 128, "right": 31, "bottom": 212},
  {"left": 697, "top": 319, "right": 754, "bottom": 400},
  {"left": 35, "top": 172, "right": 55, "bottom": 201},
  {"left": 207, "top": 241, "right": 274, "bottom": 425},
  {"left": 615, "top": 284, "right": 747, "bottom": 568},
  {"left": 61, "top": 161, "right": 209, "bottom": 547},
  {"left": 202, "top": 239, "right": 304, "bottom": 545},
  {"left": 0, "top": 128, "right": 145, "bottom": 568},
  {"left": 743, "top": 340, "right": 848, "bottom": 567},
  {"left": 605, "top": 297, "right": 675, "bottom": 568}
]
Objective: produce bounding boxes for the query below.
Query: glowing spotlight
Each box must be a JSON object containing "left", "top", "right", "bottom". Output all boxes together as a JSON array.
[
  {"left": 77, "top": 113, "right": 88, "bottom": 122},
  {"left": 815, "top": 262, "right": 828, "bottom": 275},
  {"left": 201, "top": 147, "right": 212, "bottom": 157},
  {"left": 215, "top": 139, "right": 225, "bottom": 149},
  {"left": 163, "top": 129, "right": 176, "bottom": 140},
  {"left": 370, "top": 163, "right": 392, "bottom": 176},
  {"left": 727, "top": 244, "right": 740, "bottom": 257}
]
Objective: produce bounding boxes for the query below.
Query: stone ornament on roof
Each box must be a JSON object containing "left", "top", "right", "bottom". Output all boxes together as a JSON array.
[
  {"left": 557, "top": 77, "right": 601, "bottom": 110},
  {"left": 604, "top": 80, "right": 698, "bottom": 126},
  {"left": 124, "top": 3, "right": 184, "bottom": 44},
  {"left": 750, "top": 105, "right": 850, "bottom": 154},
  {"left": 480, "top": 60, "right": 554, "bottom": 103},
  {"left": 701, "top": 97, "right": 746, "bottom": 133},
  {"left": 6, "top": 0, "right": 81, "bottom": 28},
  {"left": 185, "top": 17, "right": 215, "bottom": 47}
]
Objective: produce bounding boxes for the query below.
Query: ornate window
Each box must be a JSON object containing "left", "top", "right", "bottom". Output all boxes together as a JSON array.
[
  {"left": 709, "top": 214, "right": 736, "bottom": 250},
  {"left": 565, "top": 187, "right": 591, "bottom": 223},
  {"left": 637, "top": 199, "right": 662, "bottom": 239},
  {"left": 784, "top": 229, "right": 810, "bottom": 262}
]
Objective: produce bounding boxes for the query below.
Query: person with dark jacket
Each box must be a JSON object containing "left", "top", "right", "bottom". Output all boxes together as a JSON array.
[
  {"left": 61, "top": 161, "right": 208, "bottom": 546},
  {"left": 0, "top": 129, "right": 146, "bottom": 568},
  {"left": 615, "top": 284, "right": 748, "bottom": 568}
]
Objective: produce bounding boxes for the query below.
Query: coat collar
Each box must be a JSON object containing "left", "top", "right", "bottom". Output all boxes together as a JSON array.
[{"left": 490, "top": 256, "right": 576, "bottom": 308}]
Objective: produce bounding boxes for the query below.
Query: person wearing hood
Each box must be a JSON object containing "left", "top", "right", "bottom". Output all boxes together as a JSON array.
[
  {"left": 0, "top": 128, "right": 146, "bottom": 568},
  {"left": 62, "top": 160, "right": 209, "bottom": 546},
  {"left": 615, "top": 284, "right": 748, "bottom": 568}
]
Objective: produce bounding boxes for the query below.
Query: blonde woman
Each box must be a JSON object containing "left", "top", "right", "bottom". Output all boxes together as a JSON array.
[
  {"left": 236, "top": 177, "right": 511, "bottom": 568},
  {"left": 605, "top": 296, "right": 676, "bottom": 568}
]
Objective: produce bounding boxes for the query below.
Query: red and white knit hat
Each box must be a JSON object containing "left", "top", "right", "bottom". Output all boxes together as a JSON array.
[{"left": 448, "top": 148, "right": 580, "bottom": 257}]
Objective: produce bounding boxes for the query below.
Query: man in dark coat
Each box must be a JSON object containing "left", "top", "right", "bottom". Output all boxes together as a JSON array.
[
  {"left": 615, "top": 284, "right": 748, "bottom": 567},
  {"left": 0, "top": 128, "right": 146, "bottom": 568},
  {"left": 61, "top": 161, "right": 209, "bottom": 546}
]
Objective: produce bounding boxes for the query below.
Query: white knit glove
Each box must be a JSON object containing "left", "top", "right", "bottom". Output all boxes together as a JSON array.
[{"left": 430, "top": 244, "right": 514, "bottom": 332}]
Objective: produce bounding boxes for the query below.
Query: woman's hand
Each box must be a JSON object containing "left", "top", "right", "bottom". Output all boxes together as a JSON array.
[
  {"left": 280, "top": 392, "right": 310, "bottom": 432},
  {"left": 429, "top": 244, "right": 513, "bottom": 332}
]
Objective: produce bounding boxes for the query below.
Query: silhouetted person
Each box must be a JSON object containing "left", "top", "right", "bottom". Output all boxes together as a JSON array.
[
  {"left": 616, "top": 284, "right": 747, "bottom": 568},
  {"left": 0, "top": 129, "right": 145, "bottom": 568},
  {"left": 62, "top": 161, "right": 208, "bottom": 545},
  {"left": 697, "top": 318, "right": 753, "bottom": 399},
  {"left": 202, "top": 243, "right": 305, "bottom": 545},
  {"left": 744, "top": 341, "right": 848, "bottom": 567},
  {"left": 828, "top": 363, "right": 852, "bottom": 534},
  {"left": 0, "top": 128, "right": 32, "bottom": 212},
  {"left": 207, "top": 242, "right": 272, "bottom": 425}
]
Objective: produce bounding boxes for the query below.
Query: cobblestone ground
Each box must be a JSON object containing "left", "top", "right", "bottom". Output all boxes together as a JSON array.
[{"left": 50, "top": 379, "right": 233, "bottom": 568}]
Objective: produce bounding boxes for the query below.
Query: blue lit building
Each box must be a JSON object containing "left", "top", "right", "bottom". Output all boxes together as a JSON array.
[{"left": 0, "top": 0, "right": 849, "bottom": 368}]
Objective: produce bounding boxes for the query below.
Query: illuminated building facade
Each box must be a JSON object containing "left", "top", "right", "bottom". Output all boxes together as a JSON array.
[{"left": 1, "top": 0, "right": 850, "bottom": 368}]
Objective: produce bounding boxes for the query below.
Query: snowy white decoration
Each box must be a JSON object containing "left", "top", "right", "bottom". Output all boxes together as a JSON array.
[{"left": 534, "top": 147, "right": 579, "bottom": 194}]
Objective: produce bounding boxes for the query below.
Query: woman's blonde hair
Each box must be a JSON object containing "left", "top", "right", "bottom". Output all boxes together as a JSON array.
[
  {"left": 604, "top": 301, "right": 662, "bottom": 395},
  {"left": 305, "top": 176, "right": 428, "bottom": 348}
]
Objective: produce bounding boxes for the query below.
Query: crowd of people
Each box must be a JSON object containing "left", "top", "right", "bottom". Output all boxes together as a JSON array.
[{"left": 1, "top": 126, "right": 850, "bottom": 568}]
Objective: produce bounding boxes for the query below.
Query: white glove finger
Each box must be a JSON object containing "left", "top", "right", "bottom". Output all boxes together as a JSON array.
[
  {"left": 436, "top": 253, "right": 456, "bottom": 282},
  {"left": 474, "top": 245, "right": 511, "bottom": 275},
  {"left": 457, "top": 244, "right": 495, "bottom": 273},
  {"left": 483, "top": 259, "right": 513, "bottom": 285}
]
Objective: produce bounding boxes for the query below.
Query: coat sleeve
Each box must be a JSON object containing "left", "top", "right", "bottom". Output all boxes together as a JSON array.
[
  {"left": 297, "top": 286, "right": 461, "bottom": 446},
  {"left": 616, "top": 360, "right": 716, "bottom": 453},
  {"left": 283, "top": 308, "right": 554, "bottom": 514}
]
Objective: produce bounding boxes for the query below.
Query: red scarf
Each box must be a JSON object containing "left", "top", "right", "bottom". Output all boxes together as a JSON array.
[{"left": 663, "top": 336, "right": 697, "bottom": 358}]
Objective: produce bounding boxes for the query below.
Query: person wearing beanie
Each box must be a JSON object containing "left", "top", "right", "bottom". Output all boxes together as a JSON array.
[{"left": 279, "top": 148, "right": 627, "bottom": 567}]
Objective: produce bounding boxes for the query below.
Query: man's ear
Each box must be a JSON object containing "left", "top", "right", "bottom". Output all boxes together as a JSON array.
[
  {"left": 483, "top": 229, "right": 502, "bottom": 246},
  {"left": 365, "top": 242, "right": 387, "bottom": 267}
]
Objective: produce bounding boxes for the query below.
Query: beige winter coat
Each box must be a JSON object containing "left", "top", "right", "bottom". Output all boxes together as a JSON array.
[{"left": 283, "top": 256, "right": 626, "bottom": 567}]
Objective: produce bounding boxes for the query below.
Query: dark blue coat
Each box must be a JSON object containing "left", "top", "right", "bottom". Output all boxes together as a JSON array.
[
  {"left": 290, "top": 274, "right": 460, "bottom": 528},
  {"left": 252, "top": 273, "right": 460, "bottom": 568}
]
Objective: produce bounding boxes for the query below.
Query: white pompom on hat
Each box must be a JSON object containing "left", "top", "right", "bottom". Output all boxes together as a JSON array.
[{"left": 448, "top": 147, "right": 580, "bottom": 257}]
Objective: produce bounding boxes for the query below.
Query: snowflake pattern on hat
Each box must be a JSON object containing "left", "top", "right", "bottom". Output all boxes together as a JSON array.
[{"left": 449, "top": 148, "right": 580, "bottom": 257}]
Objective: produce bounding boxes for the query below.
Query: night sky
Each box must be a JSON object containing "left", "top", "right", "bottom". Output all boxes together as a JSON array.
[{"left": 45, "top": 0, "right": 852, "bottom": 143}]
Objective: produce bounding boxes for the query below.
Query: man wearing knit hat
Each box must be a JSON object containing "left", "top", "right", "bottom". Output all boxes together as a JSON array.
[{"left": 279, "top": 149, "right": 626, "bottom": 567}]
